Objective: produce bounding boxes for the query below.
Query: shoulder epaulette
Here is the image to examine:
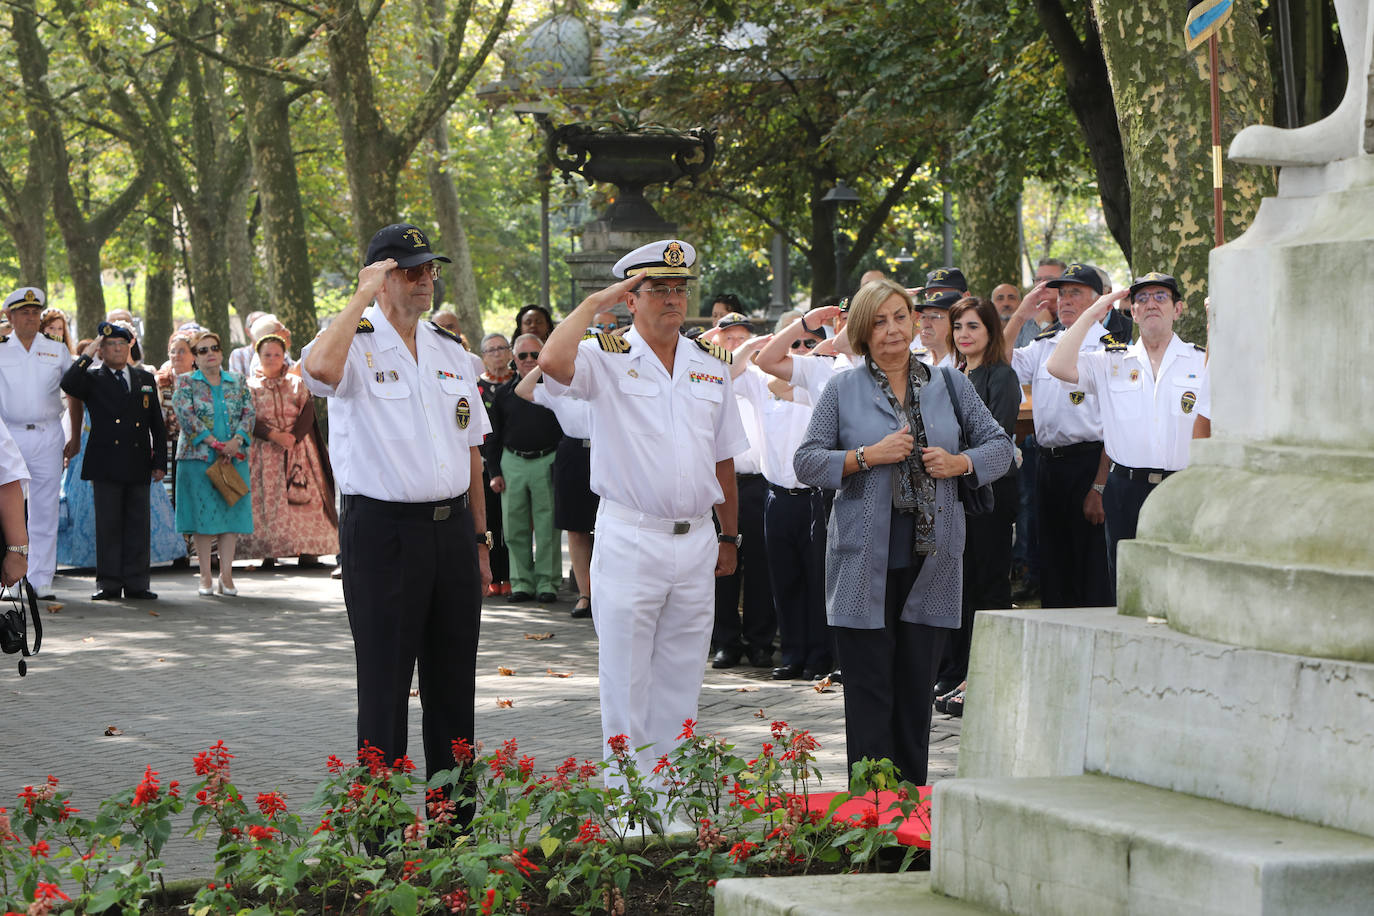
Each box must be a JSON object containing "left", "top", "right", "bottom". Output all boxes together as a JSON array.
[
  {"left": 1034, "top": 327, "right": 1058, "bottom": 341},
  {"left": 1193, "top": 342, "right": 1207, "bottom": 353},
  {"left": 694, "top": 338, "right": 733, "bottom": 364},
  {"left": 356, "top": 317, "right": 375, "bottom": 333},
  {"left": 592, "top": 332, "right": 630, "bottom": 354},
  {"left": 42, "top": 331, "right": 63, "bottom": 344},
  {"left": 0, "top": 335, "right": 8, "bottom": 344},
  {"left": 428, "top": 321, "right": 463, "bottom": 346},
  {"left": 1101, "top": 333, "right": 1128, "bottom": 353}
]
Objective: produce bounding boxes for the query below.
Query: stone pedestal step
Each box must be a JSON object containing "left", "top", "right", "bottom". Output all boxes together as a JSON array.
[
  {"left": 715, "top": 873, "right": 999, "bottom": 916},
  {"left": 934, "top": 774, "right": 1374, "bottom": 916}
]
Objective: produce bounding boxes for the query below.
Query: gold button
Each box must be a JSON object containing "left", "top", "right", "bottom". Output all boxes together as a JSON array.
[
  {"left": 114, "top": 440, "right": 120, "bottom": 445},
  {"left": 115, "top": 419, "right": 121, "bottom": 424}
]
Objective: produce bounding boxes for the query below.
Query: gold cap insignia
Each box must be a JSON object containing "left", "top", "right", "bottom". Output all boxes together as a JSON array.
[
  {"left": 1181, "top": 391, "right": 1196, "bottom": 415},
  {"left": 456, "top": 396, "right": 472, "bottom": 429},
  {"left": 402, "top": 228, "right": 427, "bottom": 249},
  {"left": 23, "top": 290, "right": 36, "bottom": 303},
  {"left": 663, "top": 241, "right": 686, "bottom": 268},
  {"left": 1069, "top": 391, "right": 1086, "bottom": 405}
]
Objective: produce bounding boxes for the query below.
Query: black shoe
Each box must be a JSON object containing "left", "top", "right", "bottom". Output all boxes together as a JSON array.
[
  {"left": 933, "top": 678, "right": 961, "bottom": 697},
  {"left": 711, "top": 648, "right": 741, "bottom": 669},
  {"left": 828, "top": 668, "right": 843, "bottom": 684},
  {"left": 91, "top": 589, "right": 121, "bottom": 601},
  {"left": 570, "top": 598, "right": 592, "bottom": 619},
  {"left": 770, "top": 664, "right": 805, "bottom": 680},
  {"left": 947, "top": 690, "right": 965, "bottom": 717},
  {"left": 745, "top": 648, "right": 775, "bottom": 667},
  {"left": 536, "top": 592, "right": 558, "bottom": 604},
  {"left": 125, "top": 590, "right": 158, "bottom": 600},
  {"left": 509, "top": 591, "right": 533, "bottom": 602}
]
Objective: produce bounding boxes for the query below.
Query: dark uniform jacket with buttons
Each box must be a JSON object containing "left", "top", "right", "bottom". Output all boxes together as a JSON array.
[{"left": 60, "top": 358, "right": 167, "bottom": 483}]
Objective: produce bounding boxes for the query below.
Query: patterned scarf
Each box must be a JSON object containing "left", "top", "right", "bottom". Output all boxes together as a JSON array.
[{"left": 866, "top": 354, "right": 937, "bottom": 558}]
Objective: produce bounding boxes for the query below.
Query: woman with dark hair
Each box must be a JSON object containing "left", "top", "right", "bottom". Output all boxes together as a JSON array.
[
  {"left": 935, "top": 297, "right": 1022, "bottom": 716},
  {"left": 512, "top": 305, "right": 555, "bottom": 343},
  {"left": 794, "top": 279, "right": 1012, "bottom": 785}
]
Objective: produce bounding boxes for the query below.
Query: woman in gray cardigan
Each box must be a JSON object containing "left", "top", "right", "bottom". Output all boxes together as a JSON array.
[{"left": 794, "top": 279, "right": 1013, "bottom": 785}]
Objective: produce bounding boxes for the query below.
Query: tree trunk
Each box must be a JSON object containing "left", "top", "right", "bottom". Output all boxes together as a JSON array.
[
  {"left": 806, "top": 182, "right": 837, "bottom": 308},
  {"left": 1092, "top": 0, "right": 1276, "bottom": 343},
  {"left": 143, "top": 188, "right": 175, "bottom": 354},
  {"left": 5, "top": 169, "right": 48, "bottom": 290},
  {"left": 1034, "top": 0, "right": 1132, "bottom": 259},
  {"left": 185, "top": 207, "right": 233, "bottom": 340},
  {"left": 225, "top": 174, "right": 260, "bottom": 325},
  {"left": 958, "top": 159, "right": 1023, "bottom": 298},
  {"left": 63, "top": 237, "right": 107, "bottom": 339},
  {"left": 233, "top": 7, "right": 317, "bottom": 352}
]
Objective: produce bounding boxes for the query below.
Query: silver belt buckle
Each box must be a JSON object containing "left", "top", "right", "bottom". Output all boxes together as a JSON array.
[
  {"left": 1147, "top": 472, "right": 1164, "bottom": 485},
  {"left": 671, "top": 521, "right": 691, "bottom": 535},
  {"left": 433, "top": 505, "right": 452, "bottom": 521}
]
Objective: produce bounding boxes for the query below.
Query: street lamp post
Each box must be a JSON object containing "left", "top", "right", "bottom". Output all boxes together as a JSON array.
[{"left": 821, "top": 180, "right": 860, "bottom": 298}]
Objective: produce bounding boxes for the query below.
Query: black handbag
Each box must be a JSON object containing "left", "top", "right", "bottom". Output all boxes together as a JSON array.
[
  {"left": 941, "top": 367, "right": 995, "bottom": 516},
  {"left": 0, "top": 577, "right": 41, "bottom": 677}
]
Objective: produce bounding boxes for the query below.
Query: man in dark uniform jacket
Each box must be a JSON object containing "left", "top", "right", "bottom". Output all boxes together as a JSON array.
[{"left": 60, "top": 323, "right": 167, "bottom": 600}]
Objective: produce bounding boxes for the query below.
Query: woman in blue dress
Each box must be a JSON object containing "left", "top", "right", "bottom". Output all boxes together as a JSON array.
[{"left": 172, "top": 330, "right": 254, "bottom": 596}]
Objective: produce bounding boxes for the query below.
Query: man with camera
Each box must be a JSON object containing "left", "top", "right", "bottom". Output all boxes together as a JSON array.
[{"left": 61, "top": 323, "right": 167, "bottom": 601}]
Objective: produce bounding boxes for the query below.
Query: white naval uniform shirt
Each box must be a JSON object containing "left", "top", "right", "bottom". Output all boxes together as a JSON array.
[
  {"left": 732, "top": 368, "right": 765, "bottom": 476},
  {"left": 543, "top": 327, "right": 750, "bottom": 521},
  {"left": 0, "top": 333, "right": 67, "bottom": 427},
  {"left": 0, "top": 416, "right": 29, "bottom": 485},
  {"left": 1074, "top": 334, "right": 1210, "bottom": 471},
  {"left": 734, "top": 368, "right": 813, "bottom": 489},
  {"left": 532, "top": 384, "right": 591, "bottom": 439},
  {"left": 301, "top": 305, "right": 490, "bottom": 502},
  {"left": 1012, "top": 321, "right": 1111, "bottom": 448},
  {"left": 790, "top": 352, "right": 851, "bottom": 405}
]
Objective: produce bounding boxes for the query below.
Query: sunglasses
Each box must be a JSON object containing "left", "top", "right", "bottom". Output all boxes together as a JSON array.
[
  {"left": 593, "top": 322, "right": 617, "bottom": 331},
  {"left": 790, "top": 338, "right": 820, "bottom": 350},
  {"left": 194, "top": 344, "right": 221, "bottom": 355},
  {"left": 516, "top": 351, "right": 540, "bottom": 361},
  {"left": 397, "top": 263, "right": 441, "bottom": 282}
]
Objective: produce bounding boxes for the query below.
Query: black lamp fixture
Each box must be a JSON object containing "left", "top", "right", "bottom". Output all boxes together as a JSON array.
[{"left": 821, "top": 180, "right": 860, "bottom": 297}]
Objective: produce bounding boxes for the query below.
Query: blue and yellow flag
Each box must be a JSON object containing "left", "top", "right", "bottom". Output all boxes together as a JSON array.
[{"left": 1185, "top": 0, "right": 1235, "bottom": 51}]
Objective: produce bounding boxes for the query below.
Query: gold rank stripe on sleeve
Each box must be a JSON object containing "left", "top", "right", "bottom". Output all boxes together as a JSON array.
[
  {"left": 694, "top": 338, "right": 733, "bottom": 364},
  {"left": 357, "top": 317, "right": 375, "bottom": 333},
  {"left": 593, "top": 332, "right": 630, "bottom": 354}
]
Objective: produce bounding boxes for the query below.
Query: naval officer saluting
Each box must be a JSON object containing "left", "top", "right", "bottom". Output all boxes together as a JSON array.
[
  {"left": 302, "top": 223, "right": 491, "bottom": 811},
  {"left": 539, "top": 240, "right": 750, "bottom": 797}
]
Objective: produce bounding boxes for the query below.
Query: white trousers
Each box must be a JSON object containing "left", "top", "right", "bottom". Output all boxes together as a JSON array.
[
  {"left": 591, "top": 503, "right": 716, "bottom": 792},
  {"left": 10, "top": 421, "right": 62, "bottom": 590}
]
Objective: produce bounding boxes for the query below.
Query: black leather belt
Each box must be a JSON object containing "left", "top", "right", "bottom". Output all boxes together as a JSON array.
[
  {"left": 737, "top": 472, "right": 765, "bottom": 481},
  {"left": 769, "top": 483, "right": 819, "bottom": 497},
  {"left": 507, "top": 444, "right": 558, "bottom": 460},
  {"left": 342, "top": 492, "right": 469, "bottom": 521},
  {"left": 1109, "top": 462, "right": 1175, "bottom": 485},
  {"left": 1041, "top": 441, "right": 1103, "bottom": 459}
]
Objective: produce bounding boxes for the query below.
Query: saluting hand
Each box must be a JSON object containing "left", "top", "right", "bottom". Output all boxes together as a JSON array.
[
  {"left": 803, "top": 304, "right": 842, "bottom": 327},
  {"left": 1082, "top": 288, "right": 1132, "bottom": 326},
  {"left": 356, "top": 258, "right": 396, "bottom": 303},
  {"left": 1013, "top": 282, "right": 1054, "bottom": 319},
  {"left": 866, "top": 426, "right": 914, "bottom": 465}
]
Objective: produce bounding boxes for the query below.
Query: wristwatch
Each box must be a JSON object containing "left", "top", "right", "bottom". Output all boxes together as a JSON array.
[
  {"left": 717, "top": 533, "right": 742, "bottom": 547},
  {"left": 6, "top": 545, "right": 28, "bottom": 556},
  {"left": 475, "top": 531, "right": 493, "bottom": 549},
  {"left": 1091, "top": 483, "right": 1106, "bottom": 494}
]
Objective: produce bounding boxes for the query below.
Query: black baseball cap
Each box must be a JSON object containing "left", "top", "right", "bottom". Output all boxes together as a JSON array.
[
  {"left": 1046, "top": 262, "right": 1104, "bottom": 295},
  {"left": 924, "top": 267, "right": 967, "bottom": 293},
  {"left": 717, "top": 312, "right": 753, "bottom": 331},
  {"left": 1128, "top": 271, "right": 1181, "bottom": 300},
  {"left": 365, "top": 223, "right": 452, "bottom": 268}
]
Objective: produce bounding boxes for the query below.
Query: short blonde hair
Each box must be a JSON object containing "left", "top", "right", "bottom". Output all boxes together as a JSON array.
[{"left": 843, "top": 279, "right": 914, "bottom": 358}]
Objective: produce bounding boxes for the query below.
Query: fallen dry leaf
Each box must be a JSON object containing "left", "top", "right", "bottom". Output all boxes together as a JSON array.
[
  {"left": 813, "top": 677, "right": 833, "bottom": 693},
  {"left": 497, "top": 666, "right": 515, "bottom": 676},
  {"left": 545, "top": 668, "right": 571, "bottom": 678},
  {"left": 735, "top": 687, "right": 759, "bottom": 693},
  {"left": 82, "top": 636, "right": 95, "bottom": 643},
  {"left": 148, "top": 610, "right": 160, "bottom": 617},
  {"left": 104, "top": 726, "right": 122, "bottom": 736},
  {"left": 524, "top": 632, "right": 554, "bottom": 641},
  {"left": 46, "top": 603, "right": 62, "bottom": 613},
  {"left": 495, "top": 698, "right": 514, "bottom": 708},
  {"left": 157, "top": 657, "right": 165, "bottom": 663},
  {"left": 753, "top": 709, "right": 766, "bottom": 718}
]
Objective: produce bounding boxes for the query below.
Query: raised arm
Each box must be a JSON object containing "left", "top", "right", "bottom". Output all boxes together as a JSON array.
[
  {"left": 1003, "top": 282, "right": 1054, "bottom": 361},
  {"left": 755, "top": 305, "right": 840, "bottom": 382},
  {"left": 303, "top": 259, "right": 394, "bottom": 388},
  {"left": 1046, "top": 290, "right": 1130, "bottom": 384},
  {"left": 540, "top": 272, "right": 645, "bottom": 385}
]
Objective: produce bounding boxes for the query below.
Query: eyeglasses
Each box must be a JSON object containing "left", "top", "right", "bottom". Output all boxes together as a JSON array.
[
  {"left": 1133, "top": 290, "right": 1172, "bottom": 305},
  {"left": 481, "top": 345, "right": 510, "bottom": 355},
  {"left": 639, "top": 283, "right": 691, "bottom": 298},
  {"left": 397, "top": 263, "right": 441, "bottom": 282},
  {"left": 790, "top": 338, "right": 820, "bottom": 350},
  {"left": 516, "top": 351, "right": 540, "bottom": 361},
  {"left": 593, "top": 322, "right": 617, "bottom": 331},
  {"left": 194, "top": 344, "right": 221, "bottom": 355}
]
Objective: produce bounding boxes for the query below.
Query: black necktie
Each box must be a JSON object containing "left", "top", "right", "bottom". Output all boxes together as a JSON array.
[{"left": 114, "top": 368, "right": 128, "bottom": 392}]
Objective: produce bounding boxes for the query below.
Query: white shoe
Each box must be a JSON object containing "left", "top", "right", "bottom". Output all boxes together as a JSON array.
[
  {"left": 215, "top": 578, "right": 237, "bottom": 597},
  {"left": 198, "top": 585, "right": 215, "bottom": 596}
]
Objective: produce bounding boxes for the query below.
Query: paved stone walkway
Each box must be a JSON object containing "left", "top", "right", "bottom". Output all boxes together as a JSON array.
[{"left": 1, "top": 559, "right": 960, "bottom": 879}]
